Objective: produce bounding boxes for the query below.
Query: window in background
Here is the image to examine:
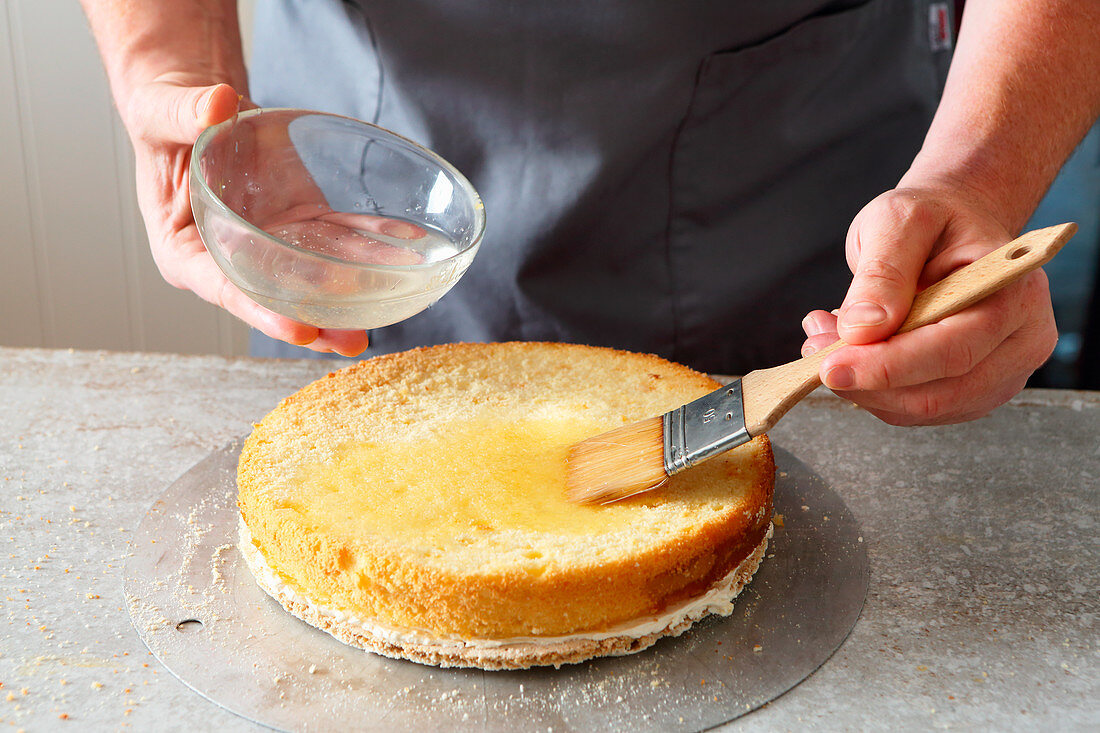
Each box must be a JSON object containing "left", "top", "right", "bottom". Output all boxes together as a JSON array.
[{"left": 1027, "top": 122, "right": 1100, "bottom": 389}]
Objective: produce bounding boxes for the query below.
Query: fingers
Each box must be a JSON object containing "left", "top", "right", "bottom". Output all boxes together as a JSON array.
[
  {"left": 168, "top": 235, "right": 370, "bottom": 356},
  {"left": 179, "top": 246, "right": 311, "bottom": 341},
  {"left": 257, "top": 202, "right": 334, "bottom": 230},
  {"left": 821, "top": 312, "right": 1005, "bottom": 392},
  {"left": 316, "top": 329, "right": 371, "bottom": 358},
  {"left": 800, "top": 310, "right": 839, "bottom": 357},
  {"left": 319, "top": 212, "right": 428, "bottom": 240},
  {"left": 128, "top": 81, "right": 241, "bottom": 145},
  {"left": 195, "top": 82, "right": 242, "bottom": 129},
  {"left": 831, "top": 341, "right": 1036, "bottom": 426},
  {"left": 801, "top": 269, "right": 1057, "bottom": 424},
  {"left": 838, "top": 193, "right": 948, "bottom": 345},
  {"left": 264, "top": 219, "right": 424, "bottom": 265},
  {"left": 920, "top": 240, "right": 1003, "bottom": 286},
  {"left": 821, "top": 271, "right": 1053, "bottom": 391}
]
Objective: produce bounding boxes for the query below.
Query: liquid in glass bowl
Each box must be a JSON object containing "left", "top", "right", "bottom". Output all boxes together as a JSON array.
[{"left": 190, "top": 108, "right": 485, "bottom": 329}]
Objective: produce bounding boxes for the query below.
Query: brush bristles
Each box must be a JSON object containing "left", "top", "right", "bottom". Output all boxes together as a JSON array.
[{"left": 564, "top": 417, "right": 669, "bottom": 505}]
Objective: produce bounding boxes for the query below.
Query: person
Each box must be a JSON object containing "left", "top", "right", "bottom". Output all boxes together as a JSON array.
[{"left": 80, "top": 0, "right": 1100, "bottom": 426}]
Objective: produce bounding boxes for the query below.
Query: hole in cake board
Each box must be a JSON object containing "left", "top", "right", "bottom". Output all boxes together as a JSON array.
[{"left": 175, "top": 619, "right": 204, "bottom": 633}]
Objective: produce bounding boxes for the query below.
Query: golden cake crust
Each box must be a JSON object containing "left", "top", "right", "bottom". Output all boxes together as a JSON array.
[{"left": 237, "top": 342, "right": 774, "bottom": 665}]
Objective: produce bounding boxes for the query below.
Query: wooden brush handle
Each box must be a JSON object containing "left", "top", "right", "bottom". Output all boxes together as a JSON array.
[{"left": 740, "top": 222, "right": 1077, "bottom": 436}]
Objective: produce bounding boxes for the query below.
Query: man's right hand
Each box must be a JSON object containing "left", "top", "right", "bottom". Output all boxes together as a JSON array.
[{"left": 124, "top": 77, "right": 370, "bottom": 356}]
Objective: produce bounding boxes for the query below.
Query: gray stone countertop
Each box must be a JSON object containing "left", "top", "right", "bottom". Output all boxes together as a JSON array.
[{"left": 0, "top": 347, "right": 1096, "bottom": 731}]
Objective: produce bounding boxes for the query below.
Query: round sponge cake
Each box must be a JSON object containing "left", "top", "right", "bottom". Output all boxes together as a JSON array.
[{"left": 237, "top": 342, "right": 774, "bottom": 669}]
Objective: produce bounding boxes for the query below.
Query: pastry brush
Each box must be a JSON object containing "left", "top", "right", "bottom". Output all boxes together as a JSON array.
[{"left": 565, "top": 222, "right": 1077, "bottom": 505}]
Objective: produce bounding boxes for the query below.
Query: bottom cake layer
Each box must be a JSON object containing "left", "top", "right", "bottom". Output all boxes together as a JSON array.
[{"left": 239, "top": 519, "right": 772, "bottom": 670}]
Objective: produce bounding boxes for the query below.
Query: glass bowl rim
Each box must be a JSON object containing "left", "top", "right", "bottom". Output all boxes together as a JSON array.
[{"left": 190, "top": 107, "right": 486, "bottom": 272}]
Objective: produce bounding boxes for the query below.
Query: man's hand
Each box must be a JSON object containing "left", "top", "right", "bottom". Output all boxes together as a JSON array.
[
  {"left": 126, "top": 78, "right": 371, "bottom": 356},
  {"left": 800, "top": 185, "right": 1058, "bottom": 425},
  {"left": 802, "top": 0, "right": 1099, "bottom": 426},
  {"left": 81, "top": 0, "right": 370, "bottom": 356}
]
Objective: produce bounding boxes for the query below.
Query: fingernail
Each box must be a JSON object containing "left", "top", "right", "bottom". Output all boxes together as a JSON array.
[
  {"left": 801, "top": 314, "right": 819, "bottom": 336},
  {"left": 801, "top": 343, "right": 818, "bottom": 357},
  {"left": 842, "top": 301, "right": 887, "bottom": 328},
  {"left": 381, "top": 220, "right": 422, "bottom": 239},
  {"left": 196, "top": 87, "right": 218, "bottom": 118},
  {"left": 824, "top": 365, "right": 855, "bottom": 390}
]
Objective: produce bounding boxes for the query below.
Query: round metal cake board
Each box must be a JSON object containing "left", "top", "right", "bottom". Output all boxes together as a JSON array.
[{"left": 125, "top": 440, "right": 868, "bottom": 732}]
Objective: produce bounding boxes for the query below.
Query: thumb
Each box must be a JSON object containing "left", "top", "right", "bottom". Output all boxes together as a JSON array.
[
  {"left": 838, "top": 194, "right": 945, "bottom": 345},
  {"left": 128, "top": 81, "right": 241, "bottom": 145}
]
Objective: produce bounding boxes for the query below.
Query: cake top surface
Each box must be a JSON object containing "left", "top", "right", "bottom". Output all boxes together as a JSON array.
[{"left": 238, "top": 342, "right": 772, "bottom": 576}]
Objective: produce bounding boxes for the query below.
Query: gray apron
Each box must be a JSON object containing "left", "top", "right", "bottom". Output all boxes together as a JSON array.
[{"left": 249, "top": 0, "right": 953, "bottom": 375}]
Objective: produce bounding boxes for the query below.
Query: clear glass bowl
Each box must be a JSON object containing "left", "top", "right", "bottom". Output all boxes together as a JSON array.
[{"left": 190, "top": 108, "right": 485, "bottom": 329}]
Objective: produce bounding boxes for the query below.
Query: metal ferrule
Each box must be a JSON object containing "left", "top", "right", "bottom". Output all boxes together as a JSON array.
[{"left": 663, "top": 379, "right": 751, "bottom": 476}]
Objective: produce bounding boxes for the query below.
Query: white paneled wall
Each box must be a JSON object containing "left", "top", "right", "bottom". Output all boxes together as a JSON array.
[{"left": 0, "top": 1, "right": 252, "bottom": 356}]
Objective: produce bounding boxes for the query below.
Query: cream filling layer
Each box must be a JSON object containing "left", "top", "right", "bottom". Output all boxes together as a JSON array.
[{"left": 238, "top": 517, "right": 771, "bottom": 650}]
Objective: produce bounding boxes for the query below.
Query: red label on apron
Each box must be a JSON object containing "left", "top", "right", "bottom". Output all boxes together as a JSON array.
[{"left": 929, "top": 2, "right": 954, "bottom": 52}]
